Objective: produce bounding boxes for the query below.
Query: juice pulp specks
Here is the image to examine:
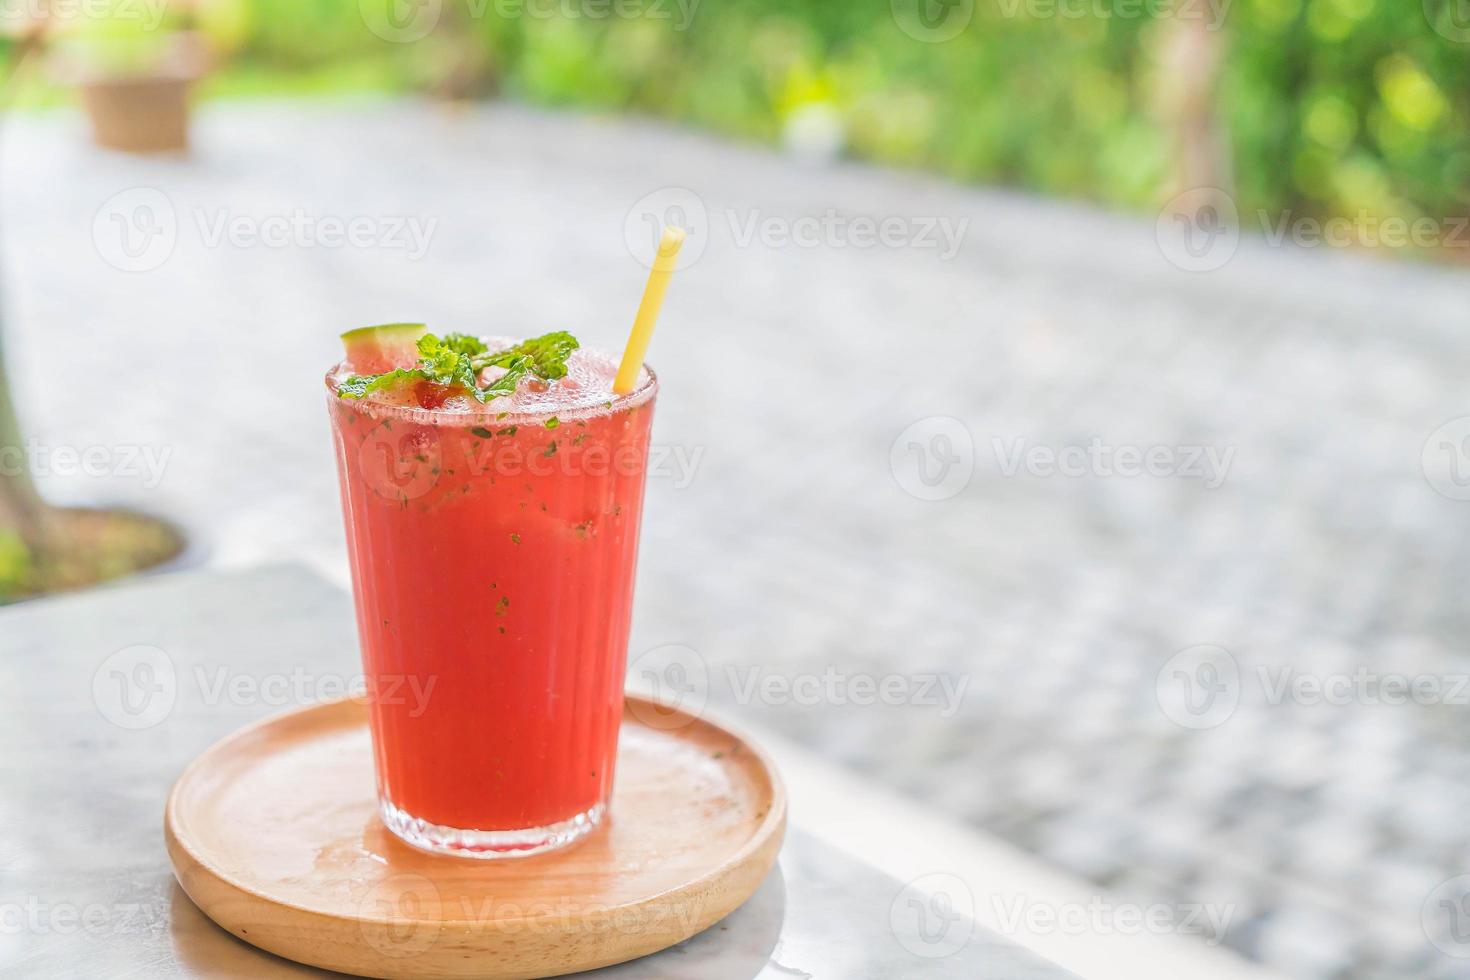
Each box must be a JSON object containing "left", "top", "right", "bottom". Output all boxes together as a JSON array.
[{"left": 327, "top": 344, "right": 657, "bottom": 832}]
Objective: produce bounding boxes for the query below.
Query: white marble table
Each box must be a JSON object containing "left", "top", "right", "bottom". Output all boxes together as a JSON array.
[{"left": 0, "top": 564, "right": 1075, "bottom": 979}]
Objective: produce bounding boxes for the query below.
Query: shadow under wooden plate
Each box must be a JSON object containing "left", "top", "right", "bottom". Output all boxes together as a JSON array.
[{"left": 165, "top": 695, "right": 786, "bottom": 980}]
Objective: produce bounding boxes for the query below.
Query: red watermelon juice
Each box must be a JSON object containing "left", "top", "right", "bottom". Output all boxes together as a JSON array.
[{"left": 326, "top": 327, "right": 656, "bottom": 857}]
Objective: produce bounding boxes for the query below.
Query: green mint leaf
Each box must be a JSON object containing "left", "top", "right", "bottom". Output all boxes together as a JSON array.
[
  {"left": 478, "top": 331, "right": 580, "bottom": 381},
  {"left": 337, "top": 369, "right": 420, "bottom": 399},
  {"left": 480, "top": 355, "right": 531, "bottom": 399},
  {"left": 545, "top": 417, "right": 560, "bottom": 429},
  {"left": 440, "top": 333, "right": 488, "bottom": 357},
  {"left": 337, "top": 329, "right": 578, "bottom": 404}
]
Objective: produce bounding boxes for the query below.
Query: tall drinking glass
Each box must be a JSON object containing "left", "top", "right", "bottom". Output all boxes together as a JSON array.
[{"left": 326, "top": 348, "right": 656, "bottom": 857}]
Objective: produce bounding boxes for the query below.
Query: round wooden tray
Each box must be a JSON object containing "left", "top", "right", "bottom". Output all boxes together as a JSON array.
[{"left": 165, "top": 695, "right": 785, "bottom": 980}]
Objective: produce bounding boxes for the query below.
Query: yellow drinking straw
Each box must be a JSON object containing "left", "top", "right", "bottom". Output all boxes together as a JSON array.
[{"left": 614, "top": 225, "right": 686, "bottom": 394}]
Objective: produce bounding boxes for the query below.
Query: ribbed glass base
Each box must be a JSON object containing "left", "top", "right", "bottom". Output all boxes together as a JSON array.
[{"left": 378, "top": 798, "right": 604, "bottom": 859}]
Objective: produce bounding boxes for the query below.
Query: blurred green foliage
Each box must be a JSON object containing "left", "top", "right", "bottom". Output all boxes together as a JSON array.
[
  {"left": 0, "top": 529, "right": 29, "bottom": 599},
  {"left": 8, "top": 0, "right": 1469, "bottom": 244},
  {"left": 1230, "top": 0, "right": 1469, "bottom": 230}
]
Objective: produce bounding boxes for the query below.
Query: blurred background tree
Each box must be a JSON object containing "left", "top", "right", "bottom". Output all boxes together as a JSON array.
[
  {"left": 4, "top": 0, "right": 1466, "bottom": 253},
  {"left": 0, "top": 17, "right": 184, "bottom": 600},
  {"left": 0, "top": 24, "right": 47, "bottom": 592}
]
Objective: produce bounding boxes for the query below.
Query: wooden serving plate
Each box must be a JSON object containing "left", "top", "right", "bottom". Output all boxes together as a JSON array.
[{"left": 165, "top": 695, "right": 785, "bottom": 979}]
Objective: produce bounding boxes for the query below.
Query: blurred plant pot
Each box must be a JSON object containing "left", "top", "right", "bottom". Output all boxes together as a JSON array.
[
  {"left": 52, "top": 31, "right": 207, "bottom": 154},
  {"left": 80, "top": 74, "right": 192, "bottom": 153},
  {"left": 0, "top": 506, "right": 197, "bottom": 605}
]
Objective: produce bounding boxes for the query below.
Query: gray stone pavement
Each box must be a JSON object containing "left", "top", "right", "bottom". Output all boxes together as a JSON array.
[{"left": 4, "top": 99, "right": 1470, "bottom": 980}]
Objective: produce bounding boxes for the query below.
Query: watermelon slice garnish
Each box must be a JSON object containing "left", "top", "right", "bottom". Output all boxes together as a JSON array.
[{"left": 340, "top": 323, "right": 429, "bottom": 374}]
